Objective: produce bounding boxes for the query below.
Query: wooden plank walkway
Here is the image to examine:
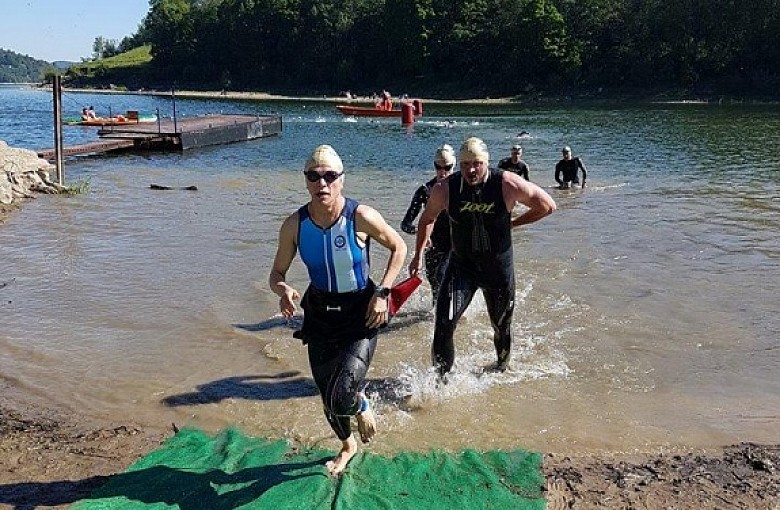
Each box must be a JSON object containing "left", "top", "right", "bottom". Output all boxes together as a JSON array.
[
  {"left": 37, "top": 139, "right": 136, "bottom": 160},
  {"left": 37, "top": 114, "right": 282, "bottom": 160}
]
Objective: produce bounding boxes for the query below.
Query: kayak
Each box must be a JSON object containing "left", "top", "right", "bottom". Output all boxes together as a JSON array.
[
  {"left": 336, "top": 105, "right": 405, "bottom": 117},
  {"left": 65, "top": 113, "right": 158, "bottom": 126}
]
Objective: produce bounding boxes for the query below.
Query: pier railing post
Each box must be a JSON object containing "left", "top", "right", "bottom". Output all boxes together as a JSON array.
[
  {"left": 172, "top": 87, "right": 178, "bottom": 133},
  {"left": 52, "top": 75, "right": 64, "bottom": 185}
]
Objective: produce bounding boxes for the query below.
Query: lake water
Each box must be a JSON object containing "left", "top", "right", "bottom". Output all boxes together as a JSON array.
[{"left": 1, "top": 86, "right": 778, "bottom": 455}]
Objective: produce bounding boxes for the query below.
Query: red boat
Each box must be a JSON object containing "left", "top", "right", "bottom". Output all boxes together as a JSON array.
[
  {"left": 336, "top": 105, "right": 403, "bottom": 117},
  {"left": 336, "top": 100, "right": 423, "bottom": 118}
]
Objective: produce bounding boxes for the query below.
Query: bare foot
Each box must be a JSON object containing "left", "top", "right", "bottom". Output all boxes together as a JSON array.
[
  {"left": 356, "top": 394, "right": 376, "bottom": 444},
  {"left": 325, "top": 436, "right": 358, "bottom": 477}
]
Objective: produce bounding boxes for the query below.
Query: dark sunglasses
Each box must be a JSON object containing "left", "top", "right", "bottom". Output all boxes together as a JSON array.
[
  {"left": 304, "top": 170, "right": 343, "bottom": 183},
  {"left": 434, "top": 163, "right": 454, "bottom": 171}
]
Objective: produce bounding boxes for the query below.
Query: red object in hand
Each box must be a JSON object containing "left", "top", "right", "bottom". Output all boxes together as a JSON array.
[{"left": 388, "top": 276, "right": 423, "bottom": 316}]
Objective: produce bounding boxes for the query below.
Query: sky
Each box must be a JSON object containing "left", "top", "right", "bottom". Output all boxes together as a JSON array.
[{"left": 0, "top": 0, "right": 151, "bottom": 62}]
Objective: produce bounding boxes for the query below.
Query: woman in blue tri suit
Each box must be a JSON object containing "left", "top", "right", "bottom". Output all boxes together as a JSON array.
[{"left": 269, "top": 145, "right": 407, "bottom": 476}]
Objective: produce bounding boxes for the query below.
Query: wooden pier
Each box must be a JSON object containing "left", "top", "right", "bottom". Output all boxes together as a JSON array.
[{"left": 37, "top": 114, "right": 282, "bottom": 161}]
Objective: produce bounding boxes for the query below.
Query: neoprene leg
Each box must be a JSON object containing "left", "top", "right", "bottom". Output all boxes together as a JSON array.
[
  {"left": 432, "top": 263, "right": 479, "bottom": 376},
  {"left": 482, "top": 280, "right": 516, "bottom": 369},
  {"left": 308, "top": 336, "right": 377, "bottom": 441}
]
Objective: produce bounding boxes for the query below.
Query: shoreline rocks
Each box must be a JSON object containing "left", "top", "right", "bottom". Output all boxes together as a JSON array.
[{"left": 0, "top": 140, "right": 65, "bottom": 208}]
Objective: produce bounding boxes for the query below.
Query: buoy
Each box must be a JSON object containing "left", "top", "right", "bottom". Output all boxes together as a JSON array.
[
  {"left": 401, "top": 102, "right": 415, "bottom": 125},
  {"left": 412, "top": 99, "right": 423, "bottom": 116}
]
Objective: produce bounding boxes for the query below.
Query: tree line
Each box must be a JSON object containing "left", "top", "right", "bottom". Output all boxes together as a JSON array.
[
  {"left": 85, "top": 0, "right": 780, "bottom": 97},
  {"left": 0, "top": 49, "right": 53, "bottom": 83}
]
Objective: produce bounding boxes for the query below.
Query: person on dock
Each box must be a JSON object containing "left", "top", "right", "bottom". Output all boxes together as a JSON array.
[
  {"left": 408, "top": 137, "right": 556, "bottom": 378},
  {"left": 400, "top": 144, "right": 455, "bottom": 304},
  {"left": 498, "top": 144, "right": 530, "bottom": 181},
  {"left": 555, "top": 146, "right": 587, "bottom": 189},
  {"left": 269, "top": 144, "right": 407, "bottom": 476}
]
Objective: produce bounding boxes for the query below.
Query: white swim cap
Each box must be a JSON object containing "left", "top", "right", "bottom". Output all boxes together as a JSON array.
[
  {"left": 459, "top": 137, "right": 489, "bottom": 163},
  {"left": 434, "top": 144, "right": 456, "bottom": 166},
  {"left": 304, "top": 145, "right": 343, "bottom": 173}
]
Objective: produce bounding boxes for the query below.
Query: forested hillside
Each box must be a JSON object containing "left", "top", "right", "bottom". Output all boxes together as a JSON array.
[
  {"left": 74, "top": 0, "right": 780, "bottom": 98},
  {"left": 0, "top": 49, "right": 52, "bottom": 83}
]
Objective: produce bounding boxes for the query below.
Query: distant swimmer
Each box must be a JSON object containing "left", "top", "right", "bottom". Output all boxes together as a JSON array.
[
  {"left": 408, "top": 137, "right": 556, "bottom": 378},
  {"left": 497, "top": 144, "right": 530, "bottom": 181},
  {"left": 269, "top": 145, "right": 407, "bottom": 476},
  {"left": 555, "top": 146, "right": 587, "bottom": 189},
  {"left": 516, "top": 131, "right": 530, "bottom": 138}
]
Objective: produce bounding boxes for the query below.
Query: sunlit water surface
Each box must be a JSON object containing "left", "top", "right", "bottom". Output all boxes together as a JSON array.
[{"left": 1, "top": 87, "right": 778, "bottom": 455}]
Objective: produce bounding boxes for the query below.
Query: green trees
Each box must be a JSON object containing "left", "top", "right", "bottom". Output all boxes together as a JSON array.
[
  {"left": 0, "top": 49, "right": 53, "bottom": 83},
  {"left": 119, "top": 0, "right": 780, "bottom": 96}
]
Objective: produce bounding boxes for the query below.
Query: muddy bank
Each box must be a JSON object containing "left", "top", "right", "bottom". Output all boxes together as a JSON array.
[{"left": 0, "top": 398, "right": 776, "bottom": 509}]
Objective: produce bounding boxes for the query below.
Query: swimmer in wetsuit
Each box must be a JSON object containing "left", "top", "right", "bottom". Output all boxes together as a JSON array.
[
  {"left": 555, "top": 146, "right": 587, "bottom": 189},
  {"left": 270, "top": 144, "right": 406, "bottom": 476},
  {"left": 498, "top": 144, "right": 530, "bottom": 181},
  {"left": 401, "top": 144, "right": 455, "bottom": 303},
  {"left": 409, "top": 137, "right": 556, "bottom": 377}
]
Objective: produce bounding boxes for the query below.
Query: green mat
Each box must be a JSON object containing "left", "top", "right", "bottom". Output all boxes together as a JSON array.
[{"left": 71, "top": 428, "right": 545, "bottom": 510}]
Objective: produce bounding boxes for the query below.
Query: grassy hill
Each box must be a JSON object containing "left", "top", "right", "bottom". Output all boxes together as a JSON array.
[{"left": 65, "top": 45, "right": 154, "bottom": 89}]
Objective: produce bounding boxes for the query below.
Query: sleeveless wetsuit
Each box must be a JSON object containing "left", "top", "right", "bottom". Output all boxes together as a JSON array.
[
  {"left": 433, "top": 169, "right": 516, "bottom": 375},
  {"left": 401, "top": 177, "right": 451, "bottom": 300},
  {"left": 296, "top": 198, "right": 377, "bottom": 440}
]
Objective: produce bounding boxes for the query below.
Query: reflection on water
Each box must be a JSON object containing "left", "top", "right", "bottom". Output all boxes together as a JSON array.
[{"left": 1, "top": 89, "right": 779, "bottom": 454}]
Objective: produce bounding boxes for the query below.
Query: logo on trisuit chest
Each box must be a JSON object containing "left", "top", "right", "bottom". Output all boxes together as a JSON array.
[{"left": 459, "top": 201, "right": 495, "bottom": 214}]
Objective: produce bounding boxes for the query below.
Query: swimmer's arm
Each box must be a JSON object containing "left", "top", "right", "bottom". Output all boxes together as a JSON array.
[
  {"left": 577, "top": 158, "right": 587, "bottom": 187},
  {"left": 269, "top": 213, "right": 301, "bottom": 317},
  {"left": 410, "top": 181, "right": 447, "bottom": 275},
  {"left": 401, "top": 186, "right": 427, "bottom": 234},
  {"left": 356, "top": 206, "right": 407, "bottom": 289},
  {"left": 554, "top": 162, "right": 564, "bottom": 186},
  {"left": 503, "top": 173, "right": 557, "bottom": 228},
  {"left": 356, "top": 206, "right": 407, "bottom": 328}
]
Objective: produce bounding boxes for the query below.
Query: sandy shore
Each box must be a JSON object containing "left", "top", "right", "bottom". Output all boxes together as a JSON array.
[{"left": 0, "top": 388, "right": 777, "bottom": 509}]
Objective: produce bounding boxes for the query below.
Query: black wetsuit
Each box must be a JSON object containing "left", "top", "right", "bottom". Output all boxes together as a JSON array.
[
  {"left": 497, "top": 157, "right": 530, "bottom": 181},
  {"left": 555, "top": 158, "right": 587, "bottom": 188},
  {"left": 401, "top": 178, "right": 451, "bottom": 301},
  {"left": 433, "top": 169, "right": 516, "bottom": 375}
]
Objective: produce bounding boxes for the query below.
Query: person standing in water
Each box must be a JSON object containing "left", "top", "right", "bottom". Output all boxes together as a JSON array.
[
  {"left": 269, "top": 145, "right": 407, "bottom": 476},
  {"left": 555, "top": 146, "right": 587, "bottom": 189},
  {"left": 498, "top": 144, "right": 530, "bottom": 181},
  {"left": 409, "top": 137, "right": 556, "bottom": 377},
  {"left": 400, "top": 144, "right": 456, "bottom": 303}
]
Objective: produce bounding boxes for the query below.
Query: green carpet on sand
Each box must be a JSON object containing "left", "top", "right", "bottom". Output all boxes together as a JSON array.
[{"left": 71, "top": 427, "right": 545, "bottom": 510}]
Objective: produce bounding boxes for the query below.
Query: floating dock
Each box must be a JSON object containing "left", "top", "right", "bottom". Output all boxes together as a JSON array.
[{"left": 37, "top": 114, "right": 282, "bottom": 160}]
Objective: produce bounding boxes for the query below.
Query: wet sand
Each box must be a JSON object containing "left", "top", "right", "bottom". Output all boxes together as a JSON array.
[{"left": 0, "top": 392, "right": 777, "bottom": 509}]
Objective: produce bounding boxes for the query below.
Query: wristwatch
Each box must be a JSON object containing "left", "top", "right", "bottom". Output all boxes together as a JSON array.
[{"left": 374, "top": 285, "right": 391, "bottom": 298}]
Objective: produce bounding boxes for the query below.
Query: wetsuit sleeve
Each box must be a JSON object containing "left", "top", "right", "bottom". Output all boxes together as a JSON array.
[
  {"left": 555, "top": 161, "right": 564, "bottom": 185},
  {"left": 577, "top": 158, "right": 587, "bottom": 183},
  {"left": 521, "top": 163, "right": 529, "bottom": 181},
  {"left": 401, "top": 186, "right": 428, "bottom": 234}
]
